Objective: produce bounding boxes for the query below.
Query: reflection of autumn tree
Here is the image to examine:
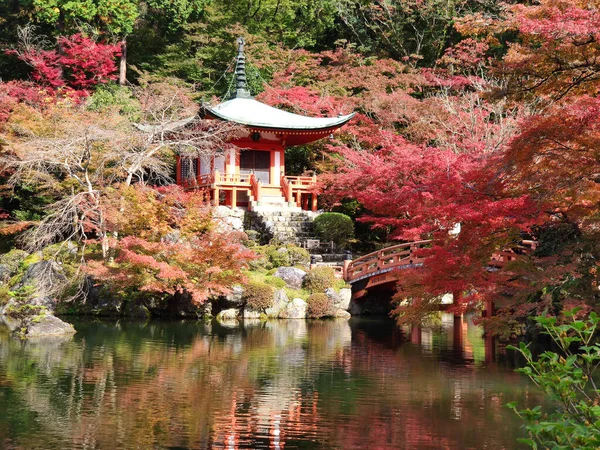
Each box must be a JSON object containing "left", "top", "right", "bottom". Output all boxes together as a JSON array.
[{"left": 0, "top": 319, "right": 537, "bottom": 449}]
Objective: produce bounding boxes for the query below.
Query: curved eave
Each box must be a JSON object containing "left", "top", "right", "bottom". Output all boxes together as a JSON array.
[{"left": 202, "top": 99, "right": 355, "bottom": 132}]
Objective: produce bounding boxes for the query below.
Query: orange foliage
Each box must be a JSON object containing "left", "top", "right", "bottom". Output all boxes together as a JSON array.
[{"left": 86, "top": 185, "right": 256, "bottom": 304}]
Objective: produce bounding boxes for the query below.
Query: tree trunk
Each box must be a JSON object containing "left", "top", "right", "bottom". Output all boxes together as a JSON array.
[
  {"left": 56, "top": 13, "right": 65, "bottom": 81},
  {"left": 119, "top": 37, "right": 127, "bottom": 86}
]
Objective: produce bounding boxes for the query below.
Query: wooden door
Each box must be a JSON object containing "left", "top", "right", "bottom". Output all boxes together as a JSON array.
[{"left": 240, "top": 150, "right": 271, "bottom": 184}]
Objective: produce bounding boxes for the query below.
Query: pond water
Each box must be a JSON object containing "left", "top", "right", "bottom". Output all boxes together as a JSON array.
[{"left": 0, "top": 315, "right": 539, "bottom": 449}]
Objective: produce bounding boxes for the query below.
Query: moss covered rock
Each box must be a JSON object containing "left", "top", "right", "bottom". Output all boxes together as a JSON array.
[{"left": 0, "top": 249, "right": 28, "bottom": 282}]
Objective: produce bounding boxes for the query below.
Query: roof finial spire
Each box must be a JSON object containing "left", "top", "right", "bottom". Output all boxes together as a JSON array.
[{"left": 233, "top": 36, "right": 252, "bottom": 99}]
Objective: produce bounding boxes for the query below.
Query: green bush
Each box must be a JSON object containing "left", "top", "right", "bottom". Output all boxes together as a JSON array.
[
  {"left": 507, "top": 309, "right": 600, "bottom": 449},
  {"left": 313, "top": 212, "right": 354, "bottom": 248},
  {"left": 242, "top": 281, "right": 274, "bottom": 311},
  {"left": 87, "top": 84, "right": 141, "bottom": 119},
  {"left": 252, "top": 244, "right": 310, "bottom": 269},
  {"left": 265, "top": 246, "right": 290, "bottom": 268},
  {"left": 306, "top": 293, "right": 334, "bottom": 318},
  {"left": 287, "top": 246, "right": 310, "bottom": 266},
  {"left": 303, "top": 266, "right": 336, "bottom": 293}
]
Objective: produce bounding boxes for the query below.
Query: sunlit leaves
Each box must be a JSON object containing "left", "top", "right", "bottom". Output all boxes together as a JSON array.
[{"left": 87, "top": 185, "right": 256, "bottom": 304}]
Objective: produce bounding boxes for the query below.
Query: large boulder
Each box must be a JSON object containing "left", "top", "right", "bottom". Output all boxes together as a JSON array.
[
  {"left": 243, "top": 306, "right": 262, "bottom": 319},
  {"left": 279, "top": 298, "right": 307, "bottom": 319},
  {"left": 332, "top": 308, "right": 351, "bottom": 319},
  {"left": 274, "top": 267, "right": 306, "bottom": 290},
  {"left": 15, "top": 261, "right": 67, "bottom": 313},
  {"left": 224, "top": 285, "right": 245, "bottom": 308},
  {"left": 325, "top": 287, "right": 353, "bottom": 311},
  {"left": 216, "top": 308, "right": 240, "bottom": 321},
  {"left": 265, "top": 289, "right": 289, "bottom": 318},
  {"left": 26, "top": 315, "right": 76, "bottom": 338},
  {"left": 213, "top": 206, "right": 246, "bottom": 232}
]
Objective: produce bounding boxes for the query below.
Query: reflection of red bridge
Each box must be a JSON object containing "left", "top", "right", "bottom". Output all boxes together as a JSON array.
[{"left": 341, "top": 239, "right": 537, "bottom": 301}]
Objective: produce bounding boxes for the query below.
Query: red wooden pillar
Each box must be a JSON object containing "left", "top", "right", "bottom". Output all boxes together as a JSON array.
[
  {"left": 231, "top": 187, "right": 237, "bottom": 208},
  {"left": 410, "top": 326, "right": 421, "bottom": 344},
  {"left": 311, "top": 193, "right": 317, "bottom": 212},
  {"left": 343, "top": 259, "right": 351, "bottom": 281},
  {"left": 269, "top": 149, "right": 276, "bottom": 186},
  {"left": 453, "top": 314, "right": 463, "bottom": 353},
  {"left": 483, "top": 299, "right": 494, "bottom": 318},
  {"left": 485, "top": 334, "right": 496, "bottom": 364},
  {"left": 176, "top": 156, "right": 181, "bottom": 186}
]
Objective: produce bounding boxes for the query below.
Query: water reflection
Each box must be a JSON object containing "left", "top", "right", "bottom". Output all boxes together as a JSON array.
[{"left": 0, "top": 315, "right": 537, "bottom": 449}]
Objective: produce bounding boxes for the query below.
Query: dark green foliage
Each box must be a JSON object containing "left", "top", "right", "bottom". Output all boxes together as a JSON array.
[
  {"left": 507, "top": 310, "right": 600, "bottom": 449},
  {"left": 86, "top": 84, "right": 141, "bottom": 118},
  {"left": 4, "top": 285, "right": 46, "bottom": 319},
  {"left": 1, "top": 183, "right": 54, "bottom": 223},
  {"left": 242, "top": 281, "right": 274, "bottom": 311},
  {"left": 313, "top": 212, "right": 354, "bottom": 248},
  {"left": 306, "top": 293, "right": 333, "bottom": 318},
  {"left": 532, "top": 223, "right": 581, "bottom": 257},
  {"left": 303, "top": 266, "right": 335, "bottom": 293},
  {"left": 285, "top": 146, "right": 312, "bottom": 175},
  {"left": 332, "top": 199, "right": 392, "bottom": 252}
]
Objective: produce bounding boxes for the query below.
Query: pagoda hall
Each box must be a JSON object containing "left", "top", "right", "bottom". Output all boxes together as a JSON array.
[{"left": 176, "top": 38, "right": 354, "bottom": 212}]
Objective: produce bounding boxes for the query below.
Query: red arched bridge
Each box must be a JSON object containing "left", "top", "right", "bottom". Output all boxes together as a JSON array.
[{"left": 337, "top": 239, "right": 537, "bottom": 300}]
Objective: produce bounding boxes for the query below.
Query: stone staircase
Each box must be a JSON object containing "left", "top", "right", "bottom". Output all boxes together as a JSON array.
[{"left": 244, "top": 194, "right": 319, "bottom": 245}]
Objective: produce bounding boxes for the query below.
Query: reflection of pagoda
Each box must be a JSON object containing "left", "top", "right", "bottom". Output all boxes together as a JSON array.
[{"left": 176, "top": 37, "right": 354, "bottom": 212}]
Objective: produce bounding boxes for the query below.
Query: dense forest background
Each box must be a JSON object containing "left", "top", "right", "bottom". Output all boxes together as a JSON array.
[{"left": 0, "top": 0, "right": 599, "bottom": 334}]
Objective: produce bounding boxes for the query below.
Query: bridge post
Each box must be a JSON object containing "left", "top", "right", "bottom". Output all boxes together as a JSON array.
[
  {"left": 343, "top": 251, "right": 352, "bottom": 281},
  {"left": 410, "top": 326, "right": 421, "bottom": 344},
  {"left": 343, "top": 260, "right": 351, "bottom": 281},
  {"left": 483, "top": 299, "right": 494, "bottom": 318},
  {"left": 485, "top": 334, "right": 496, "bottom": 364},
  {"left": 453, "top": 314, "right": 463, "bottom": 354}
]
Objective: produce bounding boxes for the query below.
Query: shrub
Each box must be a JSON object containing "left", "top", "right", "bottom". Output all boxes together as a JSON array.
[
  {"left": 242, "top": 281, "right": 274, "bottom": 311},
  {"left": 303, "top": 266, "right": 335, "bottom": 293},
  {"left": 507, "top": 309, "right": 600, "bottom": 449},
  {"left": 287, "top": 245, "right": 310, "bottom": 266},
  {"left": 306, "top": 293, "right": 334, "bottom": 318},
  {"left": 266, "top": 246, "right": 290, "bottom": 268},
  {"left": 313, "top": 212, "right": 354, "bottom": 248},
  {"left": 252, "top": 244, "right": 310, "bottom": 269}
]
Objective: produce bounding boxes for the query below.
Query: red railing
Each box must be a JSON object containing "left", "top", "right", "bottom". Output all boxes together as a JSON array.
[
  {"left": 218, "top": 173, "right": 251, "bottom": 184},
  {"left": 345, "top": 239, "right": 538, "bottom": 283},
  {"left": 181, "top": 171, "right": 254, "bottom": 189},
  {"left": 281, "top": 175, "right": 293, "bottom": 203},
  {"left": 250, "top": 173, "right": 262, "bottom": 203},
  {"left": 180, "top": 173, "right": 214, "bottom": 189},
  {"left": 345, "top": 240, "right": 431, "bottom": 282},
  {"left": 285, "top": 175, "right": 317, "bottom": 190}
]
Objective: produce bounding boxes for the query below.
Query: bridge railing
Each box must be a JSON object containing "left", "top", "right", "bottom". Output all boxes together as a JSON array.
[
  {"left": 346, "top": 238, "right": 538, "bottom": 284},
  {"left": 345, "top": 240, "right": 432, "bottom": 283}
]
